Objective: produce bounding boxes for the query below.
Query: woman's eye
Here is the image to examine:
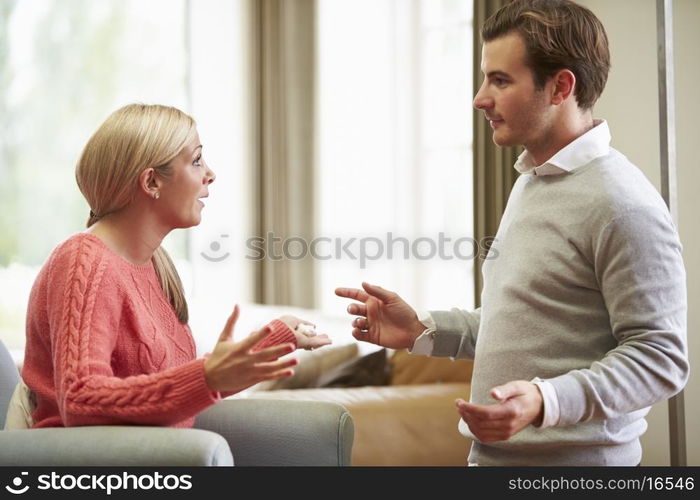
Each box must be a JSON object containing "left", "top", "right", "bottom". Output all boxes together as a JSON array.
[{"left": 193, "top": 155, "right": 202, "bottom": 166}]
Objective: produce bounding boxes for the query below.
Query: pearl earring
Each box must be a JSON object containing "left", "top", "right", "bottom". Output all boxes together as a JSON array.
[{"left": 154, "top": 192, "right": 160, "bottom": 200}]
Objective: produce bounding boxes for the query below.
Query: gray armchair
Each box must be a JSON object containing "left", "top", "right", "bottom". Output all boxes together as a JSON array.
[{"left": 0, "top": 339, "right": 353, "bottom": 466}]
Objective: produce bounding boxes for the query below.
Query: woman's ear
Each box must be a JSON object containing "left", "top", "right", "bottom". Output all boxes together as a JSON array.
[
  {"left": 138, "top": 168, "right": 161, "bottom": 199},
  {"left": 550, "top": 69, "right": 576, "bottom": 105}
]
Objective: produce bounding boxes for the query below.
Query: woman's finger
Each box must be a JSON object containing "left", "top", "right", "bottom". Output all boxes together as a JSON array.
[
  {"left": 236, "top": 325, "right": 271, "bottom": 351},
  {"left": 310, "top": 334, "right": 332, "bottom": 347},
  {"left": 250, "top": 342, "right": 296, "bottom": 362},
  {"left": 258, "top": 368, "right": 296, "bottom": 382},
  {"left": 255, "top": 357, "right": 299, "bottom": 372},
  {"left": 216, "top": 304, "right": 240, "bottom": 343}
]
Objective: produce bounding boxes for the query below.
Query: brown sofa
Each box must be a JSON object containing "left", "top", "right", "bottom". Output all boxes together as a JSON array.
[{"left": 246, "top": 347, "right": 474, "bottom": 466}]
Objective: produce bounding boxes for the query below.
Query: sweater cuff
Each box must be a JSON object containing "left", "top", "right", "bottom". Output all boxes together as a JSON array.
[
  {"left": 252, "top": 319, "right": 297, "bottom": 352},
  {"left": 169, "top": 358, "right": 221, "bottom": 413},
  {"left": 546, "top": 373, "right": 588, "bottom": 426}
]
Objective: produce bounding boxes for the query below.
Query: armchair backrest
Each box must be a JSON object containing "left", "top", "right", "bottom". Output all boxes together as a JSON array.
[{"left": 0, "top": 339, "right": 20, "bottom": 428}]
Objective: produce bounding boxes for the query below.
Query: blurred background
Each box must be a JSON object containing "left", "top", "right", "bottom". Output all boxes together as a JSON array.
[{"left": 0, "top": 0, "right": 476, "bottom": 353}]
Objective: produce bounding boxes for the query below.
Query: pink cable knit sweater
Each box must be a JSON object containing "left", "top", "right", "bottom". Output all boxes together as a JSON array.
[{"left": 22, "top": 233, "right": 296, "bottom": 428}]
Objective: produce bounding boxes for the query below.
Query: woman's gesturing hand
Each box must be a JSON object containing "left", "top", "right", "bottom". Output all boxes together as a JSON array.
[
  {"left": 277, "top": 315, "right": 333, "bottom": 351},
  {"left": 204, "top": 305, "right": 297, "bottom": 394}
]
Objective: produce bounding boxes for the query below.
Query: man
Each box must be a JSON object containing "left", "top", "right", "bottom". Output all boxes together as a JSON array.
[{"left": 336, "top": 0, "right": 688, "bottom": 466}]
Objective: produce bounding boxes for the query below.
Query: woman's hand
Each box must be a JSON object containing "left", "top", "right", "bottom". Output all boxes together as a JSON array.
[
  {"left": 204, "top": 305, "right": 298, "bottom": 394},
  {"left": 277, "top": 315, "right": 333, "bottom": 351}
]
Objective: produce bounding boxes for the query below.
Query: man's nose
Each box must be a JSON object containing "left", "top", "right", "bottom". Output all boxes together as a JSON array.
[{"left": 473, "top": 79, "right": 491, "bottom": 110}]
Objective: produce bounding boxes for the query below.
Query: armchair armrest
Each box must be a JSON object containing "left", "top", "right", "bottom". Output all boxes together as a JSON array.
[
  {"left": 0, "top": 426, "right": 233, "bottom": 466},
  {"left": 195, "top": 398, "right": 354, "bottom": 466},
  {"left": 247, "top": 383, "right": 471, "bottom": 465}
]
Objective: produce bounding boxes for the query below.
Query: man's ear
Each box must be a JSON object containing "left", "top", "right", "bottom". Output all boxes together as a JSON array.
[
  {"left": 550, "top": 69, "right": 576, "bottom": 105},
  {"left": 138, "top": 168, "right": 161, "bottom": 198}
]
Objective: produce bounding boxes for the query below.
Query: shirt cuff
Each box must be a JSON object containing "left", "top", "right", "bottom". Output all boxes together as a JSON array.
[
  {"left": 409, "top": 310, "right": 436, "bottom": 355},
  {"left": 458, "top": 417, "right": 477, "bottom": 440},
  {"left": 531, "top": 377, "right": 560, "bottom": 428}
]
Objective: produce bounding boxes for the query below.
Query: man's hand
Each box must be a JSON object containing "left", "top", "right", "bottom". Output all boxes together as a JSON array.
[
  {"left": 335, "top": 282, "right": 425, "bottom": 349},
  {"left": 456, "top": 380, "right": 544, "bottom": 442}
]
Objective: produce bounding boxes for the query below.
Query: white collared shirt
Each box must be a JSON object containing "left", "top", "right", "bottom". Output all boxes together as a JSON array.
[
  {"left": 514, "top": 118, "right": 611, "bottom": 176},
  {"left": 412, "top": 119, "right": 613, "bottom": 432}
]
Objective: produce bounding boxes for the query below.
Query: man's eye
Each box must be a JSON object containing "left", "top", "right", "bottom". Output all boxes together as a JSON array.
[{"left": 494, "top": 78, "right": 507, "bottom": 86}]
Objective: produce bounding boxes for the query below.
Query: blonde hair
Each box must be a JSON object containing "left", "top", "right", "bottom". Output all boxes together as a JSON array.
[{"left": 76, "top": 104, "right": 196, "bottom": 323}]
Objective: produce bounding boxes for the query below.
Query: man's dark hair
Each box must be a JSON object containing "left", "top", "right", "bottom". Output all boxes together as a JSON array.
[{"left": 483, "top": 0, "right": 610, "bottom": 110}]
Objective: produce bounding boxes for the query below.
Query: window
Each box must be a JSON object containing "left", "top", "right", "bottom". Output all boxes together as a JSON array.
[
  {"left": 316, "top": 0, "right": 474, "bottom": 314},
  {"left": 0, "top": 0, "right": 256, "bottom": 358},
  {"left": 1, "top": 0, "right": 476, "bottom": 359},
  {"left": 0, "top": 0, "right": 190, "bottom": 355}
]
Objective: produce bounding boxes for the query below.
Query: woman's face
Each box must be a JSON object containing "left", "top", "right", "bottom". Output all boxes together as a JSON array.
[{"left": 157, "top": 133, "right": 215, "bottom": 229}]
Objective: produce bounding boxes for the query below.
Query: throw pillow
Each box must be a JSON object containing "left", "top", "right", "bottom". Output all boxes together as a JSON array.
[
  {"left": 390, "top": 349, "right": 473, "bottom": 385},
  {"left": 316, "top": 348, "right": 391, "bottom": 388}
]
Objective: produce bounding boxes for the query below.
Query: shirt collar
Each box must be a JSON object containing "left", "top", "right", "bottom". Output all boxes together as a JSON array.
[{"left": 514, "top": 119, "right": 611, "bottom": 176}]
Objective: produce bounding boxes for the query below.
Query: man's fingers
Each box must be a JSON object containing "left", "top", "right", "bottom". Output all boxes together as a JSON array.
[
  {"left": 361, "top": 282, "right": 394, "bottom": 301},
  {"left": 346, "top": 302, "right": 367, "bottom": 316},
  {"left": 471, "top": 431, "right": 510, "bottom": 443},
  {"left": 352, "top": 328, "right": 378, "bottom": 346},
  {"left": 352, "top": 327, "right": 369, "bottom": 340},
  {"left": 456, "top": 401, "right": 515, "bottom": 420},
  {"left": 490, "top": 381, "right": 526, "bottom": 401},
  {"left": 458, "top": 413, "right": 513, "bottom": 431},
  {"left": 217, "top": 304, "right": 240, "bottom": 343},
  {"left": 335, "top": 287, "right": 370, "bottom": 302},
  {"left": 353, "top": 317, "right": 370, "bottom": 329}
]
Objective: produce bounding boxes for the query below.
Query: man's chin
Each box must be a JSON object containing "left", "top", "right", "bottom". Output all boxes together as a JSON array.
[{"left": 491, "top": 133, "right": 514, "bottom": 147}]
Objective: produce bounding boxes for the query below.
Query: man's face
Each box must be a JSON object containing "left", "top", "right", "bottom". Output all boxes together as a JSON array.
[{"left": 473, "top": 32, "right": 552, "bottom": 150}]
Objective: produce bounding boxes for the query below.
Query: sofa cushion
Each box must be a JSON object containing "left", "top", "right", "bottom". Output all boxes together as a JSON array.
[
  {"left": 390, "top": 349, "right": 473, "bottom": 385},
  {"left": 317, "top": 348, "right": 390, "bottom": 388},
  {"left": 246, "top": 383, "right": 472, "bottom": 465}
]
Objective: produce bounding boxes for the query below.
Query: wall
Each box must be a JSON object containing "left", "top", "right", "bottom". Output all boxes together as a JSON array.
[
  {"left": 674, "top": 0, "right": 700, "bottom": 467},
  {"left": 578, "top": 0, "right": 699, "bottom": 465}
]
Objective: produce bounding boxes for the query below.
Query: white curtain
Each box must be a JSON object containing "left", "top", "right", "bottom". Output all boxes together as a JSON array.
[{"left": 251, "top": 0, "right": 317, "bottom": 307}]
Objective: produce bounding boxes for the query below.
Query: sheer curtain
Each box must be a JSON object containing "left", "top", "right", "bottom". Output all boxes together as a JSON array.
[
  {"left": 252, "top": 0, "right": 317, "bottom": 308},
  {"left": 316, "top": 0, "right": 475, "bottom": 314},
  {"left": 472, "top": 0, "right": 520, "bottom": 305}
]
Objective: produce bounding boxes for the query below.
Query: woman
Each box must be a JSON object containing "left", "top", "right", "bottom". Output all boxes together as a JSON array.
[{"left": 20, "top": 104, "right": 330, "bottom": 429}]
